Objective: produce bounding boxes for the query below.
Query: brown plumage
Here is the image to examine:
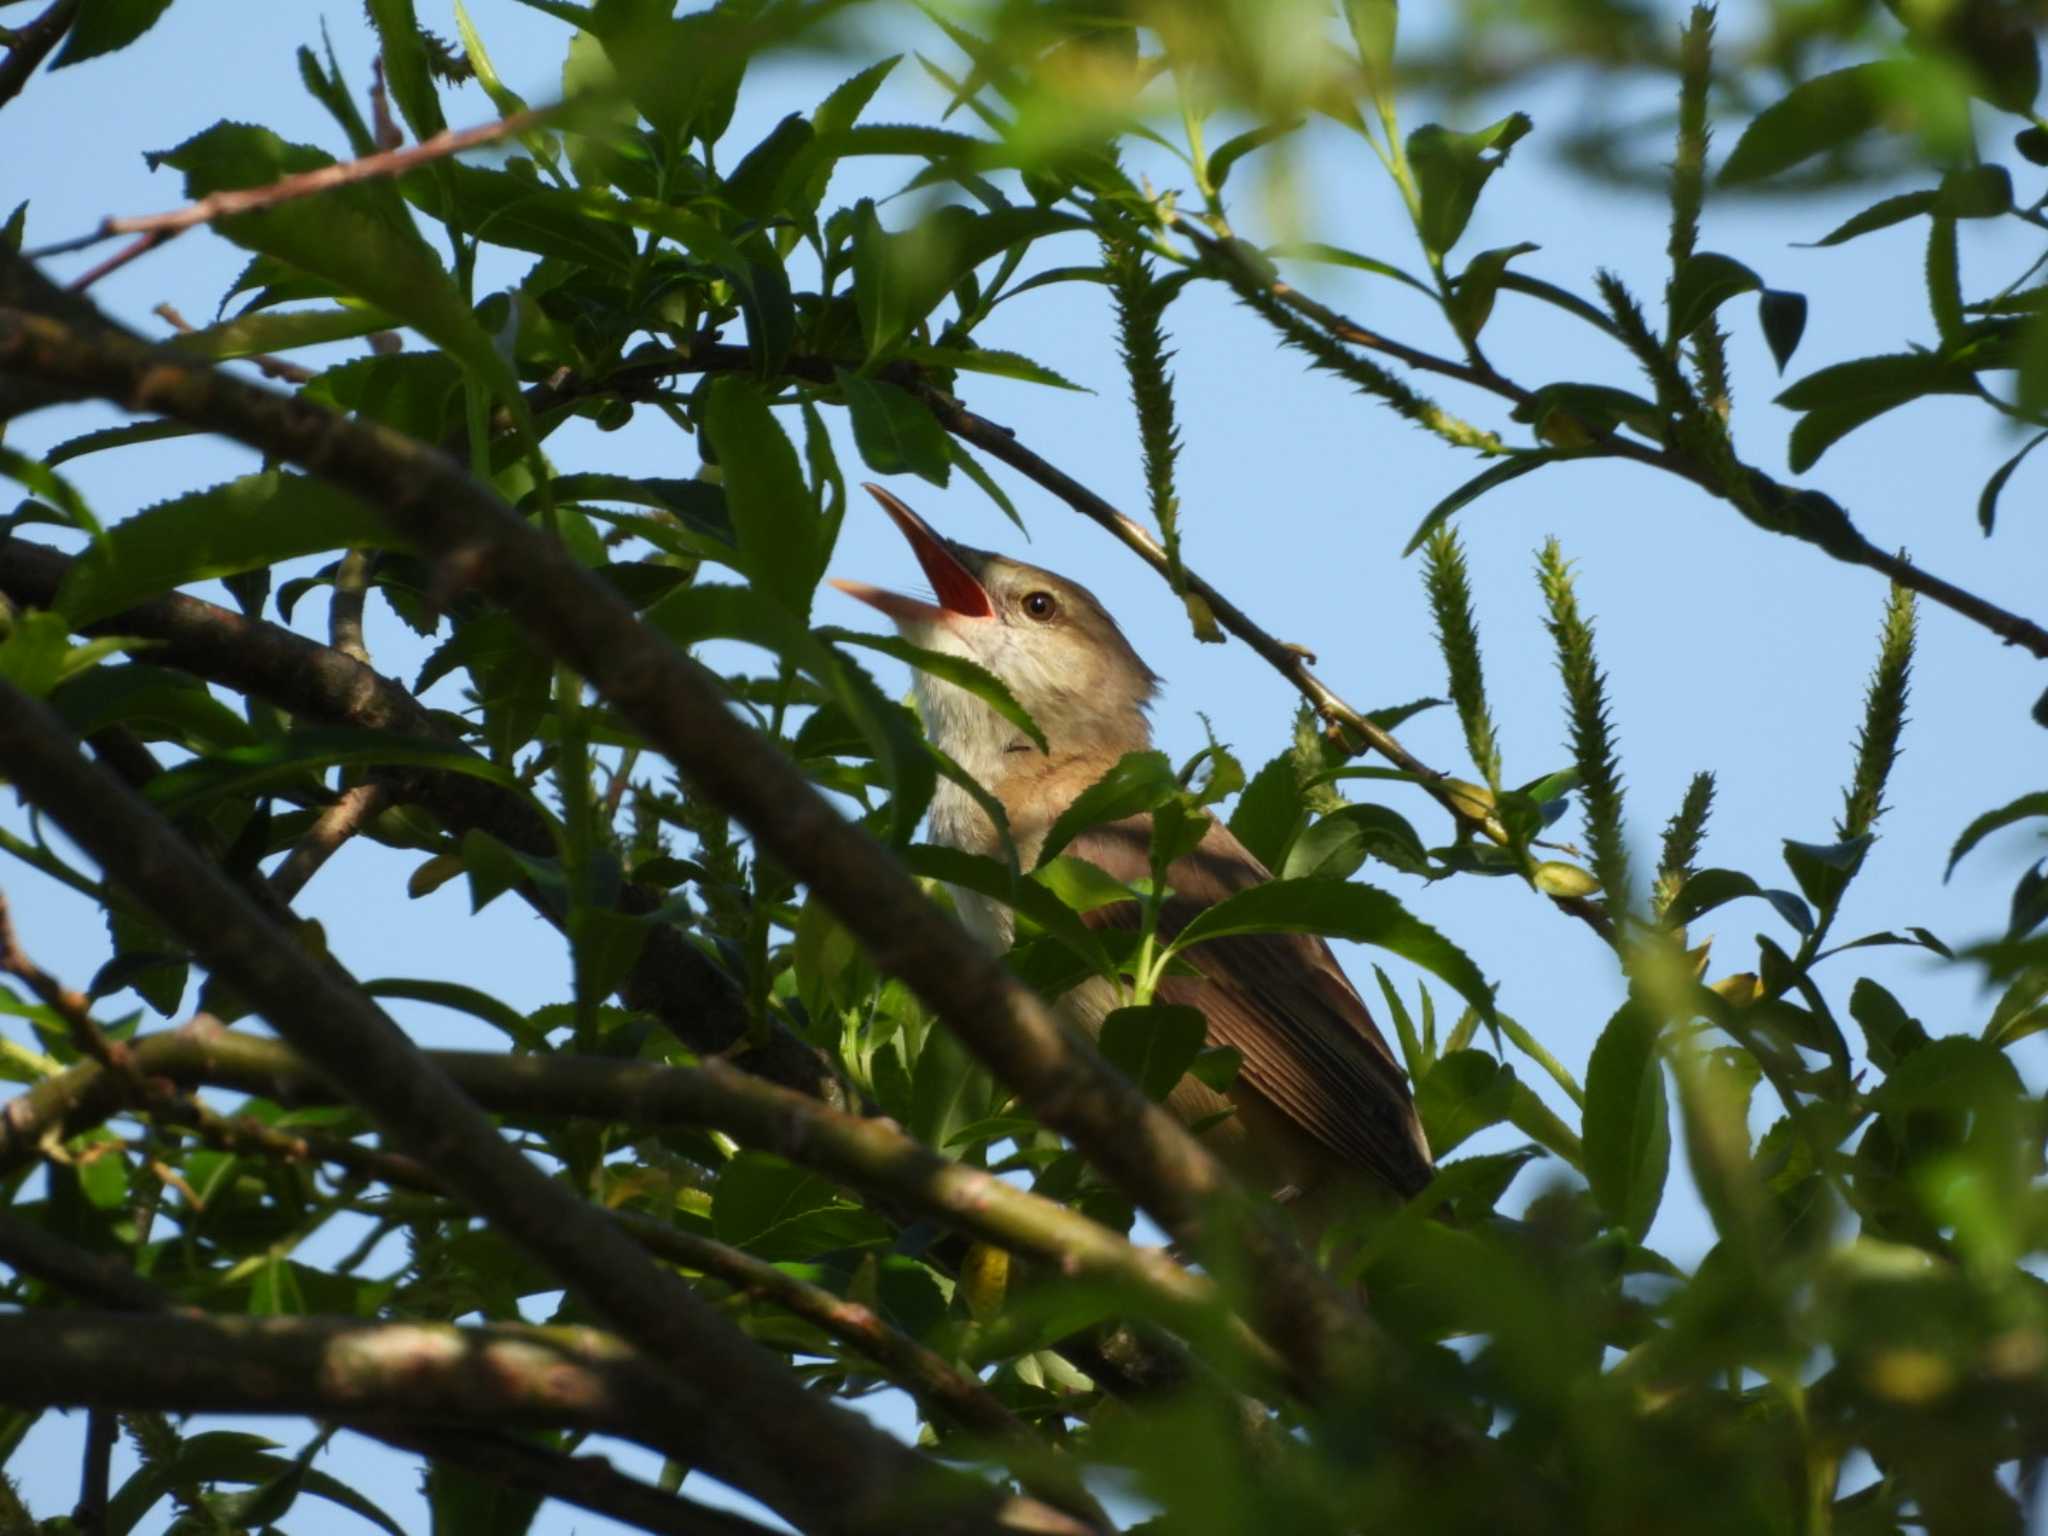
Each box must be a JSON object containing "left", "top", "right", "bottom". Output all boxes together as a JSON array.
[{"left": 832, "top": 484, "right": 1435, "bottom": 1243}]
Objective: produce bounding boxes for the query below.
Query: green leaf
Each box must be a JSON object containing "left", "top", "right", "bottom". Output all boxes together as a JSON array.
[
  {"left": 0, "top": 612, "right": 153, "bottom": 698},
  {"left": 1977, "top": 429, "right": 2048, "bottom": 535},
  {"left": 51, "top": 662, "right": 258, "bottom": 750},
  {"left": 1099, "top": 1004, "right": 1210, "bottom": 1100},
  {"left": 702, "top": 377, "right": 825, "bottom": 618},
  {"left": 1947, "top": 791, "right": 2048, "bottom": 877},
  {"left": 1849, "top": 977, "right": 1930, "bottom": 1072},
  {"left": 1414, "top": 1049, "right": 1515, "bottom": 1157},
  {"left": 1401, "top": 451, "right": 1558, "bottom": 555},
  {"left": 851, "top": 200, "right": 1088, "bottom": 359},
  {"left": 900, "top": 844, "right": 1111, "bottom": 971},
  {"left": 1758, "top": 290, "right": 1808, "bottom": 373},
  {"left": 1267, "top": 241, "right": 1434, "bottom": 295},
  {"left": 168, "top": 304, "right": 399, "bottom": 362},
  {"left": 147, "top": 123, "right": 514, "bottom": 404},
  {"left": 1667, "top": 251, "right": 1762, "bottom": 343},
  {"left": 406, "top": 165, "right": 638, "bottom": 269},
  {"left": 1169, "top": 878, "right": 1496, "bottom": 1028},
  {"left": 712, "top": 1151, "right": 887, "bottom": 1262},
  {"left": 821, "top": 627, "right": 1044, "bottom": 751},
  {"left": 1936, "top": 163, "right": 2013, "bottom": 219},
  {"left": 1662, "top": 867, "right": 1813, "bottom": 935},
  {"left": 1803, "top": 190, "right": 1938, "bottom": 247},
  {"left": 1343, "top": 0, "right": 1398, "bottom": 101},
  {"left": 0, "top": 447, "right": 102, "bottom": 539},
  {"left": 1782, "top": 834, "right": 1872, "bottom": 914},
  {"left": 1034, "top": 751, "right": 1179, "bottom": 868},
  {"left": 56, "top": 471, "right": 400, "bottom": 626},
  {"left": 1229, "top": 751, "right": 1306, "bottom": 871},
  {"left": 362, "top": 977, "right": 545, "bottom": 1050},
  {"left": 1777, "top": 351, "right": 1974, "bottom": 472},
  {"left": 365, "top": 0, "right": 447, "bottom": 140},
  {"left": 1582, "top": 1003, "right": 1669, "bottom": 1241},
  {"left": 51, "top": 0, "right": 175, "bottom": 67},
  {"left": 1282, "top": 804, "right": 1433, "bottom": 880},
  {"left": 1207, "top": 118, "right": 1303, "bottom": 192},
  {"left": 645, "top": 584, "right": 933, "bottom": 843},
  {"left": 141, "top": 727, "right": 533, "bottom": 818},
  {"left": 898, "top": 343, "right": 1087, "bottom": 391},
  {"left": 1720, "top": 61, "right": 1928, "bottom": 184},
  {"left": 1405, "top": 113, "right": 1531, "bottom": 257},
  {"left": 1452, "top": 241, "right": 1539, "bottom": 337},
  {"left": 41, "top": 420, "right": 199, "bottom": 468},
  {"left": 837, "top": 370, "right": 951, "bottom": 487}
]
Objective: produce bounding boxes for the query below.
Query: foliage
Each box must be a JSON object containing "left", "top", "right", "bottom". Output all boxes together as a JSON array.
[{"left": 0, "top": 2, "right": 2045, "bottom": 1534}]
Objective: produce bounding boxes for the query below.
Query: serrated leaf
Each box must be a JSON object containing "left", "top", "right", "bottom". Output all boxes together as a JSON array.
[
  {"left": 56, "top": 471, "right": 401, "bottom": 626},
  {"left": 1169, "top": 878, "right": 1496, "bottom": 1027},
  {"left": 1803, "top": 190, "right": 1938, "bottom": 247},
  {"left": 702, "top": 377, "right": 825, "bottom": 618},
  {"left": 1282, "top": 803, "right": 1432, "bottom": 880},
  {"left": 851, "top": 200, "right": 1088, "bottom": 359},
  {"left": 821, "top": 626, "right": 1043, "bottom": 751},
  {"left": 52, "top": 0, "right": 176, "bottom": 68},
  {"left": 837, "top": 370, "right": 951, "bottom": 487},
  {"left": 1414, "top": 1049, "right": 1515, "bottom": 1157},
  {"left": 1033, "top": 751, "right": 1179, "bottom": 868},
  {"left": 141, "top": 727, "right": 533, "bottom": 819},
  {"left": 147, "top": 122, "right": 514, "bottom": 404}
]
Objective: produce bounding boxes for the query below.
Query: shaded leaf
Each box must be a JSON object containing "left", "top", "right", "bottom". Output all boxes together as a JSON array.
[
  {"left": 1583, "top": 1002, "right": 1669, "bottom": 1241},
  {"left": 837, "top": 370, "right": 951, "bottom": 487},
  {"left": 1099, "top": 1004, "right": 1210, "bottom": 1100}
]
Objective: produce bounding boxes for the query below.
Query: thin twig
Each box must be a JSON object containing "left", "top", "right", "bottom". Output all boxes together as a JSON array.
[
  {"left": 269, "top": 781, "right": 392, "bottom": 901},
  {"left": 67, "top": 231, "right": 177, "bottom": 293},
  {"left": 156, "top": 301, "right": 312, "bottom": 385},
  {"left": 0, "top": 887, "right": 146, "bottom": 1084},
  {"left": 29, "top": 107, "right": 550, "bottom": 261},
  {"left": 0, "top": 0, "right": 76, "bottom": 111}
]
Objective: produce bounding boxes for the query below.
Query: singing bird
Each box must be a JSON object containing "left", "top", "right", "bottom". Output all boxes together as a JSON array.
[{"left": 832, "top": 485, "right": 1435, "bottom": 1242}]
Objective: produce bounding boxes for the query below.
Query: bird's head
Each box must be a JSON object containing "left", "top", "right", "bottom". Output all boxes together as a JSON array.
[{"left": 831, "top": 484, "right": 1158, "bottom": 767}]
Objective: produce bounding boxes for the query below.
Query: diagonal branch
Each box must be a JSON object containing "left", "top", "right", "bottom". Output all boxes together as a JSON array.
[
  {"left": 0, "top": 670, "right": 1053, "bottom": 1535},
  {"left": 0, "top": 0, "right": 76, "bottom": 112},
  {"left": 0, "top": 270, "right": 1390, "bottom": 1412},
  {"left": 0, "top": 535, "right": 838, "bottom": 1103},
  {"left": 0, "top": 1021, "right": 1274, "bottom": 1385},
  {"left": 0, "top": 1210, "right": 789, "bottom": 1536}
]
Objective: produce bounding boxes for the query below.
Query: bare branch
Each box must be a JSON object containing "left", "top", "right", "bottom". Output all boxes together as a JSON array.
[
  {"left": 29, "top": 108, "right": 550, "bottom": 262},
  {"left": 268, "top": 781, "right": 393, "bottom": 902},
  {"left": 0, "top": 0, "right": 76, "bottom": 111}
]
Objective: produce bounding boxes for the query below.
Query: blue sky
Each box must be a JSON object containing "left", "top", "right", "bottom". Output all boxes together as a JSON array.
[{"left": 5, "top": 2, "right": 2047, "bottom": 1530}]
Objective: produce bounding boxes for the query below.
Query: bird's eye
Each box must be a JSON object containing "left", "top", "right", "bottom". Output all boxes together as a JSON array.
[{"left": 1021, "top": 591, "right": 1059, "bottom": 622}]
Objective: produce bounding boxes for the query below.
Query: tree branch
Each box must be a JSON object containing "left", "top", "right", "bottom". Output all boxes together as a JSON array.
[
  {"left": 28, "top": 108, "right": 550, "bottom": 262},
  {"left": 0, "top": 534, "right": 839, "bottom": 1103},
  {"left": 0, "top": 1021, "right": 1274, "bottom": 1385},
  {"left": 0, "top": 265, "right": 1389, "bottom": 1410},
  {"left": 0, "top": 1210, "right": 845, "bottom": 1536},
  {"left": 0, "top": 0, "right": 75, "bottom": 111},
  {"left": 0, "top": 675, "right": 1054, "bottom": 1535}
]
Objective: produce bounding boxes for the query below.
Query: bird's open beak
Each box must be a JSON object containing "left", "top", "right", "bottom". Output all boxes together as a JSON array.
[{"left": 829, "top": 483, "right": 995, "bottom": 626}]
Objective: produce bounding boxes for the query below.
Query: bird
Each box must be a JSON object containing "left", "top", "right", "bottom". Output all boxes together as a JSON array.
[{"left": 831, "top": 483, "right": 1435, "bottom": 1248}]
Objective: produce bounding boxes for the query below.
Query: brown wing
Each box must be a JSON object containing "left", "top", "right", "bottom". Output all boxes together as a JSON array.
[{"left": 1065, "top": 815, "right": 1436, "bottom": 1199}]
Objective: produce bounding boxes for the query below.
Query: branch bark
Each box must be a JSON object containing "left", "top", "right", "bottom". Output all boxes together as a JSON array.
[
  {"left": 0, "top": 0, "right": 76, "bottom": 111},
  {"left": 0, "top": 259, "right": 1386, "bottom": 1406},
  {"left": 0, "top": 673, "right": 1064, "bottom": 1536},
  {"left": 0, "top": 1021, "right": 1272, "bottom": 1385},
  {"left": 0, "top": 534, "right": 838, "bottom": 1103}
]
